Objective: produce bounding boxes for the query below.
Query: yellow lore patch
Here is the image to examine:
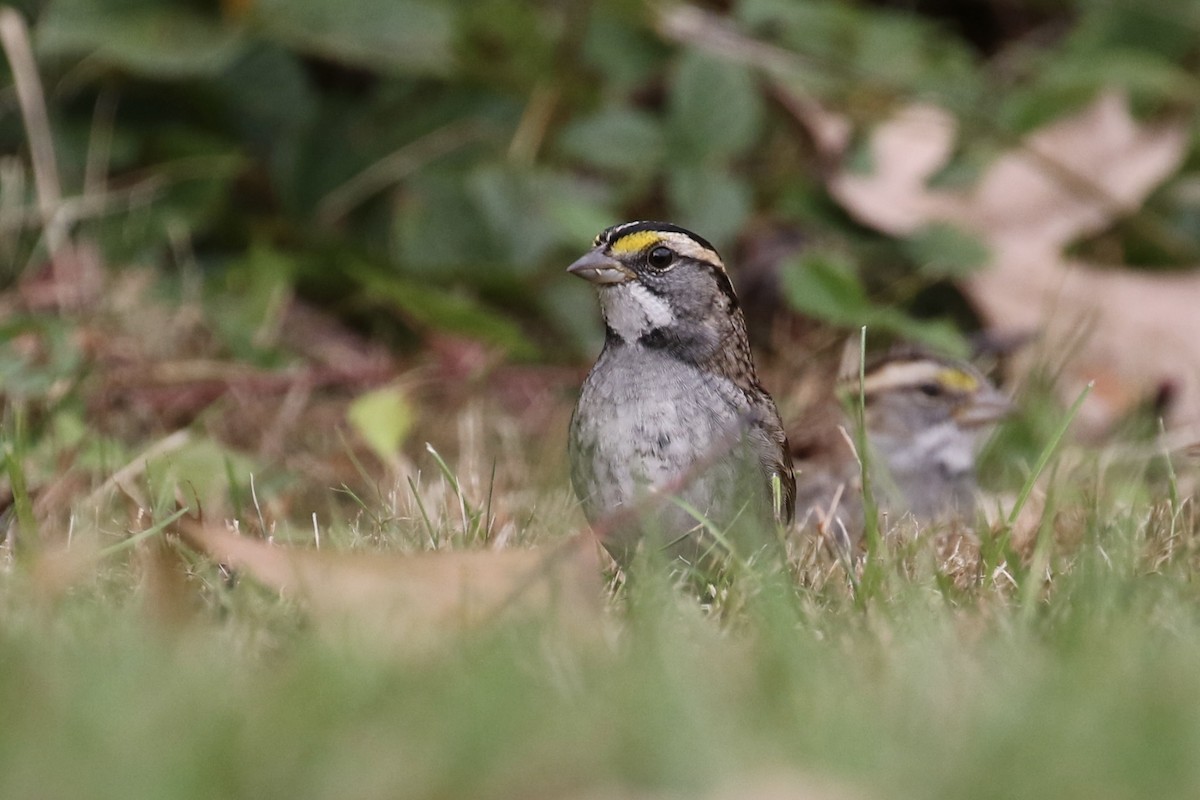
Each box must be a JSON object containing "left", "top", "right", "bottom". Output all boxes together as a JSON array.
[
  {"left": 608, "top": 230, "right": 662, "bottom": 255},
  {"left": 938, "top": 368, "right": 979, "bottom": 392}
]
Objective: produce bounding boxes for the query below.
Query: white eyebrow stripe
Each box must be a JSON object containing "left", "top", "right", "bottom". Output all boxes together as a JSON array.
[
  {"left": 656, "top": 231, "right": 723, "bottom": 268},
  {"left": 860, "top": 361, "right": 947, "bottom": 395}
]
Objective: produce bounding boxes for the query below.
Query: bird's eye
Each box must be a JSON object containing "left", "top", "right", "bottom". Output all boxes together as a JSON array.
[
  {"left": 647, "top": 246, "right": 674, "bottom": 269},
  {"left": 918, "top": 382, "right": 944, "bottom": 398}
]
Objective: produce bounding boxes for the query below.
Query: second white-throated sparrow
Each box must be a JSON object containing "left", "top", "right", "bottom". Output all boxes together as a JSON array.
[
  {"left": 791, "top": 348, "right": 1012, "bottom": 545},
  {"left": 567, "top": 221, "right": 795, "bottom": 565}
]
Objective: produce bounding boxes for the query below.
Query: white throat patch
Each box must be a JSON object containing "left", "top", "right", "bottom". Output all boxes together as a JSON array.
[
  {"left": 878, "top": 420, "right": 974, "bottom": 477},
  {"left": 599, "top": 282, "right": 675, "bottom": 342}
]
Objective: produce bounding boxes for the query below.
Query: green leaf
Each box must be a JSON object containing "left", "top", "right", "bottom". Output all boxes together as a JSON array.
[
  {"left": 207, "top": 244, "right": 299, "bottom": 364},
  {"left": 580, "top": 13, "right": 667, "bottom": 90},
  {"left": 469, "top": 168, "right": 555, "bottom": 271},
  {"left": 737, "top": 0, "right": 851, "bottom": 61},
  {"left": 1041, "top": 50, "right": 1200, "bottom": 105},
  {"left": 872, "top": 311, "right": 968, "bottom": 357},
  {"left": 545, "top": 195, "right": 617, "bottom": 249},
  {"left": 468, "top": 166, "right": 614, "bottom": 270},
  {"left": 81, "top": 146, "right": 244, "bottom": 266},
  {"left": 781, "top": 252, "right": 968, "bottom": 355},
  {"left": 669, "top": 51, "right": 764, "bottom": 160},
  {"left": 347, "top": 385, "right": 413, "bottom": 463},
  {"left": 37, "top": 0, "right": 245, "bottom": 78},
  {"left": 214, "top": 44, "right": 316, "bottom": 183},
  {"left": 1069, "top": 2, "right": 1200, "bottom": 62},
  {"left": 349, "top": 264, "right": 538, "bottom": 359},
  {"left": 902, "top": 223, "right": 990, "bottom": 279},
  {"left": 780, "top": 251, "right": 872, "bottom": 325},
  {"left": 147, "top": 437, "right": 258, "bottom": 513},
  {"left": 558, "top": 108, "right": 664, "bottom": 173},
  {"left": 393, "top": 172, "right": 494, "bottom": 276},
  {"left": 540, "top": 280, "right": 605, "bottom": 357},
  {"left": 0, "top": 316, "right": 82, "bottom": 401},
  {"left": 667, "top": 167, "right": 751, "bottom": 252},
  {"left": 251, "top": 0, "right": 453, "bottom": 77}
]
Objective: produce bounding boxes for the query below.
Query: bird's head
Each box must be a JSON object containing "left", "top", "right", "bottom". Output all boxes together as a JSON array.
[
  {"left": 567, "top": 221, "right": 740, "bottom": 348},
  {"left": 844, "top": 351, "right": 1013, "bottom": 441}
]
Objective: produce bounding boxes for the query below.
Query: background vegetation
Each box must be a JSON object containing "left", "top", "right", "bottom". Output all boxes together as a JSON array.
[
  {"left": 11, "top": 0, "right": 1200, "bottom": 360},
  {"left": 3, "top": 0, "right": 1200, "bottom": 798}
]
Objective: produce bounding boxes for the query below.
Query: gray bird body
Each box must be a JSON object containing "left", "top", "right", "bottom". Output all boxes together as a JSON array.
[
  {"left": 792, "top": 350, "right": 1012, "bottom": 545},
  {"left": 567, "top": 221, "right": 794, "bottom": 565},
  {"left": 870, "top": 417, "right": 982, "bottom": 519},
  {"left": 571, "top": 333, "right": 783, "bottom": 561}
]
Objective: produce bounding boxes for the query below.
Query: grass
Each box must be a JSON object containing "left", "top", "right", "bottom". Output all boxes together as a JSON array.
[
  {"left": 1, "top": 558, "right": 1198, "bottom": 800},
  {"left": 3, "top": 370, "right": 1200, "bottom": 800},
  {"left": 3, "top": 4, "right": 1200, "bottom": 794},
  {"left": 0, "top": 53, "right": 1193, "bottom": 798},
  {"left": 0, "top": 258, "right": 1194, "bottom": 800}
]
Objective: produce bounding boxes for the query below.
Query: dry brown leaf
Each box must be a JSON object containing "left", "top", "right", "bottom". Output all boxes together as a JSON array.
[
  {"left": 27, "top": 537, "right": 102, "bottom": 601},
  {"left": 823, "top": 91, "right": 1198, "bottom": 431},
  {"left": 826, "top": 93, "right": 1189, "bottom": 245},
  {"left": 827, "top": 103, "right": 959, "bottom": 233},
  {"left": 136, "top": 534, "right": 201, "bottom": 628},
  {"left": 176, "top": 522, "right": 605, "bottom": 644}
]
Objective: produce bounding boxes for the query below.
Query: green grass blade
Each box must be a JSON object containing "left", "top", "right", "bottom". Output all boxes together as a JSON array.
[
  {"left": 853, "top": 326, "right": 883, "bottom": 607},
  {"left": 4, "top": 404, "right": 38, "bottom": 556},
  {"left": 98, "top": 507, "right": 190, "bottom": 558},
  {"left": 425, "top": 442, "right": 474, "bottom": 540},
  {"left": 1007, "top": 382, "right": 1093, "bottom": 530},
  {"left": 406, "top": 474, "right": 438, "bottom": 548}
]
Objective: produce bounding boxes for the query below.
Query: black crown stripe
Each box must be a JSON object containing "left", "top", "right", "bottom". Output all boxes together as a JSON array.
[{"left": 596, "top": 220, "right": 718, "bottom": 255}]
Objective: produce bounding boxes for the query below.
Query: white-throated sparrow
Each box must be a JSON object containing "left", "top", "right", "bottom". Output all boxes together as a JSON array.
[
  {"left": 567, "top": 221, "right": 795, "bottom": 565},
  {"left": 792, "top": 348, "right": 1012, "bottom": 545}
]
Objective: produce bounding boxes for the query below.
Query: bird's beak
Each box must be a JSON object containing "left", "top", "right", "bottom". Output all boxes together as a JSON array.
[
  {"left": 956, "top": 386, "right": 1016, "bottom": 428},
  {"left": 566, "top": 250, "right": 633, "bottom": 285}
]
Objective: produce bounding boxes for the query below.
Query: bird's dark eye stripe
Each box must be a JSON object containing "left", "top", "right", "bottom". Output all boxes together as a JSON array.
[
  {"left": 712, "top": 269, "right": 740, "bottom": 310},
  {"left": 634, "top": 261, "right": 739, "bottom": 309}
]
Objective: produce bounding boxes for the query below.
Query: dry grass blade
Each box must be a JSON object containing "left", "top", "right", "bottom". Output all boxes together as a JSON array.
[
  {"left": 0, "top": 6, "right": 75, "bottom": 308},
  {"left": 135, "top": 530, "right": 200, "bottom": 628},
  {"left": 0, "top": 9, "right": 61, "bottom": 241},
  {"left": 84, "top": 430, "right": 192, "bottom": 509},
  {"left": 316, "top": 119, "right": 489, "bottom": 226}
]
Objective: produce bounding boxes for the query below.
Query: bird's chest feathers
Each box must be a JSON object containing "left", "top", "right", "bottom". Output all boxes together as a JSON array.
[
  {"left": 876, "top": 421, "right": 974, "bottom": 479},
  {"left": 574, "top": 348, "right": 745, "bottom": 487},
  {"left": 599, "top": 283, "right": 675, "bottom": 341}
]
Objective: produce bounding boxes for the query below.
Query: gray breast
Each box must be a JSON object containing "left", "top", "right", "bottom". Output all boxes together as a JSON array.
[
  {"left": 871, "top": 421, "right": 978, "bottom": 520},
  {"left": 569, "top": 344, "right": 767, "bottom": 562}
]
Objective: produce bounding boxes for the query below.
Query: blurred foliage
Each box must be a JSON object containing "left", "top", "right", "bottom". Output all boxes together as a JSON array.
[
  {"left": 346, "top": 383, "right": 413, "bottom": 464},
  {"left": 3, "top": 0, "right": 1200, "bottom": 358}
]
